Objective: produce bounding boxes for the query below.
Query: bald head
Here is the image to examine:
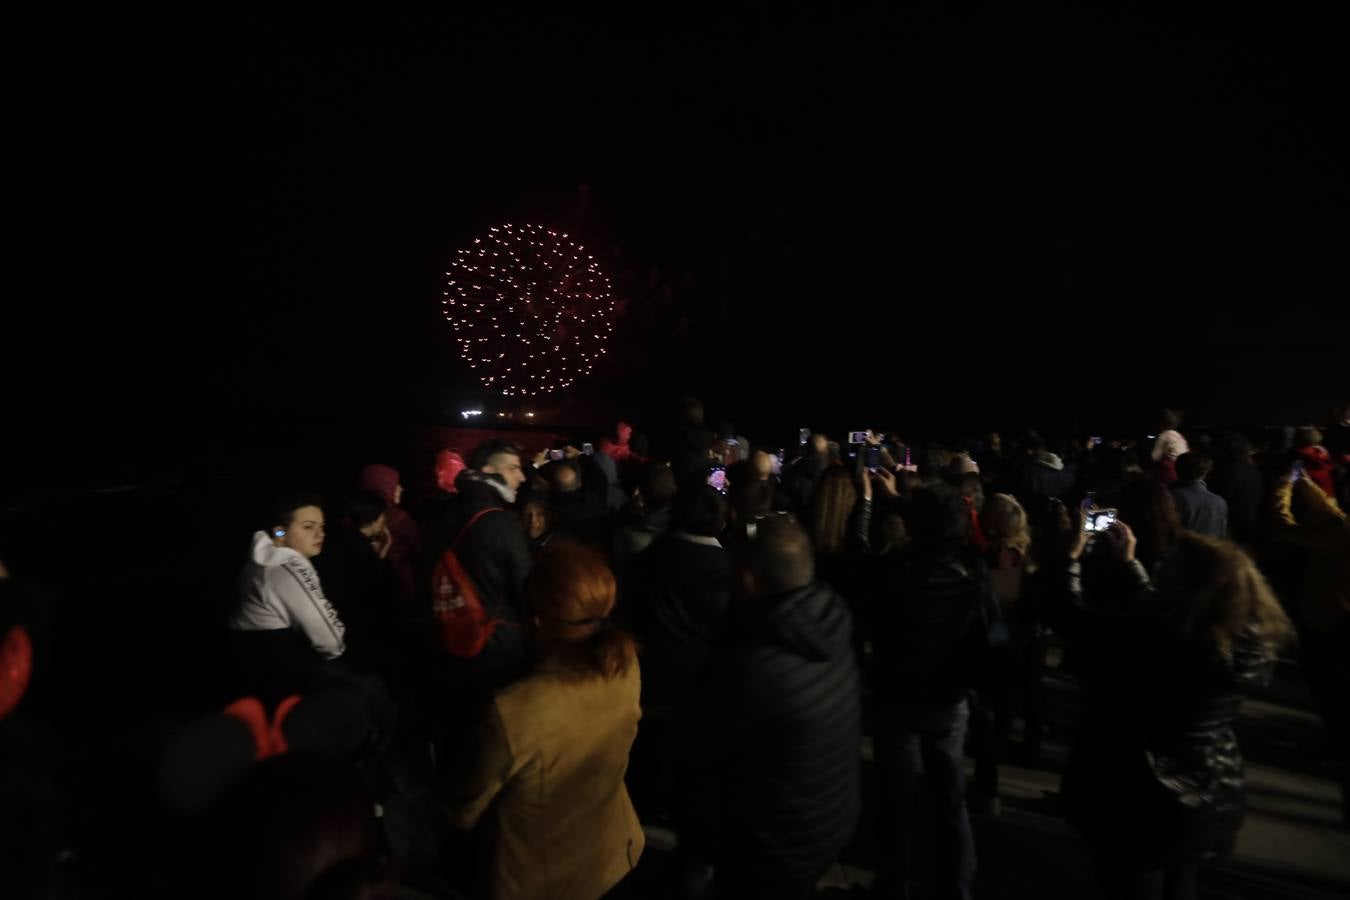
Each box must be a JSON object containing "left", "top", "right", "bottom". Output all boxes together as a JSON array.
[
  {"left": 553, "top": 464, "right": 581, "bottom": 494},
  {"left": 746, "top": 515, "right": 814, "bottom": 598},
  {"left": 751, "top": 450, "right": 773, "bottom": 481}
]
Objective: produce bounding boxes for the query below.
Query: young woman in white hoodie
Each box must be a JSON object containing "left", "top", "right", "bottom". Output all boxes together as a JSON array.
[{"left": 229, "top": 493, "right": 347, "bottom": 701}]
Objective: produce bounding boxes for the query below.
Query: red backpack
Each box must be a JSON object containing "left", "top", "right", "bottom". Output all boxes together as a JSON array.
[{"left": 431, "top": 508, "right": 508, "bottom": 658}]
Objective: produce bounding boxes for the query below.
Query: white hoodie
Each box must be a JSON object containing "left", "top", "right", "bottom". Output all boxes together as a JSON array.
[{"left": 231, "top": 531, "right": 346, "bottom": 660}]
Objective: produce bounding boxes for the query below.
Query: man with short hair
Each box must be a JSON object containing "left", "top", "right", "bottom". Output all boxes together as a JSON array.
[
  {"left": 1211, "top": 435, "right": 1263, "bottom": 546},
  {"left": 1172, "top": 452, "right": 1229, "bottom": 538},
  {"left": 426, "top": 438, "right": 534, "bottom": 689},
  {"left": 675, "top": 515, "right": 861, "bottom": 900}
]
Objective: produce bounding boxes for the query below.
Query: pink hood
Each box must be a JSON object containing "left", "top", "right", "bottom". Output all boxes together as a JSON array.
[{"left": 435, "top": 450, "right": 467, "bottom": 493}]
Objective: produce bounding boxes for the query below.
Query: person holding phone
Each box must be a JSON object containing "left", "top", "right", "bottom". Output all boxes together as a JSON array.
[
  {"left": 785, "top": 433, "right": 832, "bottom": 511},
  {"left": 852, "top": 431, "right": 896, "bottom": 479},
  {"left": 1045, "top": 517, "right": 1294, "bottom": 900}
]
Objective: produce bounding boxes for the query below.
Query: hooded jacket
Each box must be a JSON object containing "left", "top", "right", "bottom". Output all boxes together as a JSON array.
[
  {"left": 1295, "top": 445, "right": 1338, "bottom": 499},
  {"left": 425, "top": 470, "right": 534, "bottom": 686},
  {"left": 232, "top": 532, "right": 346, "bottom": 660},
  {"left": 356, "top": 464, "right": 424, "bottom": 604},
  {"left": 676, "top": 581, "right": 861, "bottom": 883},
  {"left": 1020, "top": 451, "right": 1076, "bottom": 501},
  {"left": 435, "top": 449, "right": 468, "bottom": 493},
  {"left": 599, "top": 421, "right": 647, "bottom": 465}
]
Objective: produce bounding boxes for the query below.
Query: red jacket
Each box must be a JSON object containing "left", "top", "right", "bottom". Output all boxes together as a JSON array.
[
  {"left": 1297, "top": 445, "right": 1337, "bottom": 498},
  {"left": 599, "top": 421, "right": 649, "bottom": 466}
]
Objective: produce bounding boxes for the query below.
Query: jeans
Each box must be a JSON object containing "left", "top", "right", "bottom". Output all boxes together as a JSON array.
[
  {"left": 971, "top": 633, "right": 1050, "bottom": 795},
  {"left": 873, "top": 700, "right": 976, "bottom": 900}
]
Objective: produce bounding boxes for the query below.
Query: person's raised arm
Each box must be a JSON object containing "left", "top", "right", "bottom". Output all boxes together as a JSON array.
[{"left": 854, "top": 472, "right": 874, "bottom": 551}]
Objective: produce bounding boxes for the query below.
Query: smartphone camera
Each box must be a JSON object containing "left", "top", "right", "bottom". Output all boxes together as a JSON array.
[
  {"left": 1083, "top": 508, "right": 1118, "bottom": 533},
  {"left": 547, "top": 449, "right": 565, "bottom": 462},
  {"left": 799, "top": 428, "right": 810, "bottom": 446},
  {"left": 582, "top": 443, "right": 594, "bottom": 456},
  {"left": 848, "top": 431, "right": 870, "bottom": 445},
  {"left": 707, "top": 465, "right": 728, "bottom": 495},
  {"left": 864, "top": 446, "right": 882, "bottom": 471}
]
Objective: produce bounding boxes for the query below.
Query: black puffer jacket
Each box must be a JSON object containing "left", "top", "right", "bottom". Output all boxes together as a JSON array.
[
  {"left": 676, "top": 581, "right": 862, "bottom": 883},
  {"left": 423, "top": 470, "right": 534, "bottom": 688},
  {"left": 1048, "top": 560, "right": 1277, "bottom": 866}
]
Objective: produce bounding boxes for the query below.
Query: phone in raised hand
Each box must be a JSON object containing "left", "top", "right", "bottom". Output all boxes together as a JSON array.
[{"left": 1083, "top": 508, "right": 1118, "bottom": 534}]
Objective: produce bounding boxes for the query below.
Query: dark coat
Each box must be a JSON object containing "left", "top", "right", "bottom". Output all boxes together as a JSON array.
[
  {"left": 868, "top": 553, "right": 999, "bottom": 709},
  {"left": 1211, "top": 460, "right": 1263, "bottom": 545},
  {"left": 423, "top": 470, "right": 534, "bottom": 688},
  {"left": 611, "top": 508, "right": 672, "bottom": 568},
  {"left": 312, "top": 524, "right": 400, "bottom": 653},
  {"left": 669, "top": 422, "right": 716, "bottom": 490},
  {"left": 675, "top": 582, "right": 862, "bottom": 883},
  {"left": 1018, "top": 455, "right": 1077, "bottom": 502},
  {"left": 620, "top": 533, "right": 734, "bottom": 707}
]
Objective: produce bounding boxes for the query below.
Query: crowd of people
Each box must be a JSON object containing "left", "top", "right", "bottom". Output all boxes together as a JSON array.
[{"left": 3, "top": 400, "right": 1349, "bottom": 900}]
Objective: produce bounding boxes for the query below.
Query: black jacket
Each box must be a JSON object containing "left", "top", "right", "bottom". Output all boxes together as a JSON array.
[
  {"left": 1018, "top": 455, "right": 1077, "bottom": 503},
  {"left": 1211, "top": 460, "right": 1264, "bottom": 545},
  {"left": 611, "top": 508, "right": 672, "bottom": 567},
  {"left": 868, "top": 553, "right": 998, "bottom": 709},
  {"left": 676, "top": 581, "right": 862, "bottom": 882},
  {"left": 669, "top": 421, "right": 716, "bottom": 490},
  {"left": 620, "top": 532, "right": 734, "bottom": 707},
  {"left": 312, "top": 524, "right": 400, "bottom": 655},
  {"left": 784, "top": 453, "right": 830, "bottom": 512},
  {"left": 1046, "top": 560, "right": 1276, "bottom": 865},
  {"left": 424, "top": 471, "right": 534, "bottom": 687}
]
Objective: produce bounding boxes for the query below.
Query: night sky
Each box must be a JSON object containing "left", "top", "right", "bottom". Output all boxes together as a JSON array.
[{"left": 10, "top": 6, "right": 1349, "bottom": 489}]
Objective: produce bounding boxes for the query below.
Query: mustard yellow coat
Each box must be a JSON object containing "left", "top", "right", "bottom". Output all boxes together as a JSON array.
[
  {"left": 1272, "top": 478, "right": 1350, "bottom": 629},
  {"left": 444, "top": 659, "right": 645, "bottom": 899}
]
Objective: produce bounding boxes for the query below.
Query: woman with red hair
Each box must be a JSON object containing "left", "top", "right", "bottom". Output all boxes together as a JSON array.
[{"left": 444, "top": 542, "right": 644, "bottom": 899}]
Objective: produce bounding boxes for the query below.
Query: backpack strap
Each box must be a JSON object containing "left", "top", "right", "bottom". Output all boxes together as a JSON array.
[{"left": 451, "top": 507, "right": 504, "bottom": 552}]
